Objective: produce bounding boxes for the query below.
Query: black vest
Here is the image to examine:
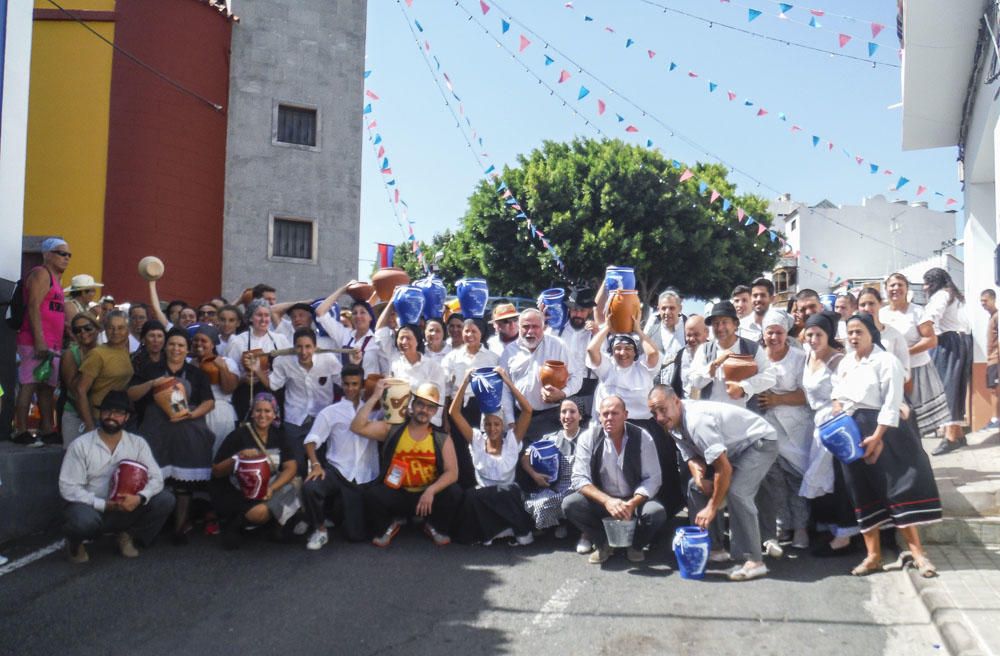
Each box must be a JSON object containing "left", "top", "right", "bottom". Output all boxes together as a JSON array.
[
  {"left": 379, "top": 421, "right": 449, "bottom": 480},
  {"left": 700, "top": 336, "right": 760, "bottom": 399},
  {"left": 590, "top": 422, "right": 645, "bottom": 494}
]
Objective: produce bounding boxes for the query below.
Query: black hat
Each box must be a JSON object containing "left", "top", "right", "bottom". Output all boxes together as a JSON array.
[
  {"left": 287, "top": 302, "right": 315, "bottom": 316},
  {"left": 97, "top": 390, "right": 132, "bottom": 414},
  {"left": 567, "top": 287, "right": 596, "bottom": 309},
  {"left": 706, "top": 300, "right": 739, "bottom": 325}
]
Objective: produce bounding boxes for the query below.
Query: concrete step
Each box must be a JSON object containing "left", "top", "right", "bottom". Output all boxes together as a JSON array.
[{"left": 919, "top": 517, "right": 1000, "bottom": 547}]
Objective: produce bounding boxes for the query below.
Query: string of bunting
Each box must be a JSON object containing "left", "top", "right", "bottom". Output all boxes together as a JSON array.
[
  {"left": 544, "top": 1, "right": 958, "bottom": 209},
  {"left": 362, "top": 73, "right": 431, "bottom": 272},
  {"left": 399, "top": 0, "right": 568, "bottom": 273}
]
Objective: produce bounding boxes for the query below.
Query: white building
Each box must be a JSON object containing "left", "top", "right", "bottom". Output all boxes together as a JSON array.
[
  {"left": 769, "top": 194, "right": 957, "bottom": 300},
  {"left": 0, "top": 0, "right": 32, "bottom": 285},
  {"left": 901, "top": 0, "right": 998, "bottom": 428}
]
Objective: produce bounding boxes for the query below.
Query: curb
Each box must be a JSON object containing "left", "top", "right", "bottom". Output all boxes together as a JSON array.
[{"left": 903, "top": 566, "right": 988, "bottom": 656}]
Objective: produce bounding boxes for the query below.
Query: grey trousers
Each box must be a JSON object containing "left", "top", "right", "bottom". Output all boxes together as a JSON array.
[
  {"left": 63, "top": 490, "right": 176, "bottom": 546},
  {"left": 687, "top": 438, "right": 778, "bottom": 562},
  {"left": 757, "top": 456, "right": 810, "bottom": 539},
  {"left": 561, "top": 492, "right": 667, "bottom": 549}
]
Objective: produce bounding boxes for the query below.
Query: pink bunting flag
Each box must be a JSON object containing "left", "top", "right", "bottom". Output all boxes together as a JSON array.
[
  {"left": 381, "top": 168, "right": 392, "bottom": 174},
  {"left": 625, "top": 125, "right": 638, "bottom": 133},
  {"left": 810, "top": 9, "right": 824, "bottom": 16},
  {"left": 916, "top": 185, "right": 927, "bottom": 196},
  {"left": 757, "top": 223, "right": 767, "bottom": 236},
  {"left": 827, "top": 142, "right": 834, "bottom": 151},
  {"left": 512, "top": 204, "right": 522, "bottom": 211},
  {"left": 367, "top": 120, "right": 377, "bottom": 129},
  {"left": 558, "top": 69, "right": 571, "bottom": 83},
  {"left": 871, "top": 22, "right": 885, "bottom": 38},
  {"left": 394, "top": 189, "right": 400, "bottom": 203},
  {"left": 687, "top": 71, "right": 699, "bottom": 78},
  {"left": 737, "top": 207, "right": 746, "bottom": 220},
  {"left": 597, "top": 99, "right": 606, "bottom": 115},
  {"left": 647, "top": 50, "right": 656, "bottom": 59},
  {"left": 946, "top": 198, "right": 957, "bottom": 205},
  {"left": 405, "top": 0, "right": 412, "bottom": 6},
  {"left": 727, "top": 91, "right": 736, "bottom": 101},
  {"left": 679, "top": 169, "right": 695, "bottom": 182},
  {"left": 791, "top": 125, "right": 802, "bottom": 132},
  {"left": 710, "top": 190, "right": 721, "bottom": 203},
  {"left": 884, "top": 169, "right": 893, "bottom": 175},
  {"left": 756, "top": 108, "right": 767, "bottom": 117},
  {"left": 377, "top": 146, "right": 385, "bottom": 158},
  {"left": 365, "top": 89, "right": 380, "bottom": 100},
  {"left": 479, "top": 0, "right": 490, "bottom": 14},
  {"left": 424, "top": 40, "right": 430, "bottom": 51},
  {"left": 838, "top": 34, "right": 851, "bottom": 48},
  {"left": 855, "top": 156, "right": 864, "bottom": 165},
  {"left": 503, "top": 189, "right": 513, "bottom": 198},
  {"left": 519, "top": 35, "right": 531, "bottom": 52}
]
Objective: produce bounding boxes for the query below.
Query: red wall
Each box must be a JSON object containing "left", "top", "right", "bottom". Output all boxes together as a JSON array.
[{"left": 102, "top": 0, "right": 232, "bottom": 306}]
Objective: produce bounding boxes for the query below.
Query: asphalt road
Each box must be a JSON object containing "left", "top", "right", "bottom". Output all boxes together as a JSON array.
[{"left": 0, "top": 523, "right": 943, "bottom": 656}]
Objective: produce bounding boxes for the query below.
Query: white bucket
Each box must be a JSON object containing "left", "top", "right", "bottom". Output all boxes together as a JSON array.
[{"left": 602, "top": 517, "right": 637, "bottom": 548}]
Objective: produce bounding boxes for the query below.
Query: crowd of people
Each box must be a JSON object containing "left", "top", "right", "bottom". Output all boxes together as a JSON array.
[{"left": 7, "top": 235, "right": 995, "bottom": 582}]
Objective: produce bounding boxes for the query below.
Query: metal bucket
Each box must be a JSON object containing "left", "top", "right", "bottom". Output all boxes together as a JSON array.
[{"left": 602, "top": 517, "right": 637, "bottom": 548}]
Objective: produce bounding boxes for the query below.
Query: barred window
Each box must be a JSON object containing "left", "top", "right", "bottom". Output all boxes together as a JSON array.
[
  {"left": 276, "top": 105, "right": 317, "bottom": 147},
  {"left": 271, "top": 218, "right": 314, "bottom": 260}
]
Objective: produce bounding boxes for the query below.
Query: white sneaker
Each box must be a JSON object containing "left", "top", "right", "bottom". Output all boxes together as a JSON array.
[
  {"left": 553, "top": 525, "right": 568, "bottom": 539},
  {"left": 306, "top": 530, "right": 329, "bottom": 551},
  {"left": 576, "top": 537, "right": 593, "bottom": 554},
  {"left": 513, "top": 533, "right": 534, "bottom": 546},
  {"left": 763, "top": 539, "right": 784, "bottom": 559},
  {"left": 708, "top": 549, "right": 732, "bottom": 563}
]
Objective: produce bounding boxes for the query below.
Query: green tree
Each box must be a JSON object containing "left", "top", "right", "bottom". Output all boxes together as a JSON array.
[{"left": 395, "top": 138, "right": 782, "bottom": 306}]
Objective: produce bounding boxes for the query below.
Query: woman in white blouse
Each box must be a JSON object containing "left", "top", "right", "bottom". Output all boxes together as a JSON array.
[
  {"left": 922, "top": 268, "right": 973, "bottom": 455},
  {"left": 831, "top": 313, "right": 942, "bottom": 577},
  {"left": 450, "top": 367, "right": 534, "bottom": 545},
  {"left": 225, "top": 299, "right": 292, "bottom": 422},
  {"left": 756, "top": 309, "right": 813, "bottom": 551},
  {"left": 422, "top": 318, "right": 452, "bottom": 366},
  {"left": 387, "top": 324, "right": 447, "bottom": 429},
  {"left": 880, "top": 273, "right": 950, "bottom": 439}
]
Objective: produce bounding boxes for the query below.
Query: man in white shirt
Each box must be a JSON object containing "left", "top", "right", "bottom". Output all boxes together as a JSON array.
[
  {"left": 301, "top": 365, "right": 379, "bottom": 549},
  {"left": 58, "top": 391, "right": 175, "bottom": 563},
  {"left": 660, "top": 314, "right": 708, "bottom": 398},
  {"left": 126, "top": 304, "right": 147, "bottom": 354},
  {"left": 500, "top": 309, "right": 582, "bottom": 438},
  {"left": 648, "top": 386, "right": 778, "bottom": 581},
  {"left": 487, "top": 303, "right": 520, "bottom": 356},
  {"left": 738, "top": 278, "right": 774, "bottom": 343},
  {"left": 550, "top": 288, "right": 598, "bottom": 409},
  {"left": 562, "top": 396, "right": 665, "bottom": 564},
  {"left": 689, "top": 301, "right": 775, "bottom": 407},
  {"left": 834, "top": 293, "right": 857, "bottom": 341},
  {"left": 644, "top": 289, "right": 686, "bottom": 364}
]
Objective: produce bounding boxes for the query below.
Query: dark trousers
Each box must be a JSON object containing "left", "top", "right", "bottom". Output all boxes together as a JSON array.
[
  {"left": 63, "top": 490, "right": 175, "bottom": 546},
  {"left": 456, "top": 483, "right": 533, "bottom": 543},
  {"left": 632, "top": 418, "right": 686, "bottom": 518},
  {"left": 364, "top": 482, "right": 463, "bottom": 536},
  {"left": 302, "top": 465, "right": 372, "bottom": 541},
  {"left": 561, "top": 492, "right": 667, "bottom": 549},
  {"left": 283, "top": 418, "right": 315, "bottom": 479}
]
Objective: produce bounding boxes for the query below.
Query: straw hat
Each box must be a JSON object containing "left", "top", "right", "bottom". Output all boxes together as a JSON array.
[
  {"left": 491, "top": 302, "right": 519, "bottom": 322},
  {"left": 63, "top": 274, "right": 104, "bottom": 294},
  {"left": 412, "top": 382, "right": 443, "bottom": 407}
]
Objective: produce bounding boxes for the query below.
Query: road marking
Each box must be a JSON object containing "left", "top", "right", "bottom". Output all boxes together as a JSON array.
[
  {"left": 0, "top": 540, "right": 65, "bottom": 578},
  {"left": 522, "top": 577, "right": 586, "bottom": 635}
]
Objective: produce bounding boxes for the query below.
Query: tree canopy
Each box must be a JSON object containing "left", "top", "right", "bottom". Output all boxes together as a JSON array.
[{"left": 393, "top": 138, "right": 782, "bottom": 306}]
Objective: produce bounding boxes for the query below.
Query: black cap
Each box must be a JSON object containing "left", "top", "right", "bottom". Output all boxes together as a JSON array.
[
  {"left": 97, "top": 390, "right": 132, "bottom": 413},
  {"left": 706, "top": 300, "right": 739, "bottom": 325},
  {"left": 287, "top": 302, "right": 315, "bottom": 316},
  {"left": 567, "top": 287, "right": 596, "bottom": 309}
]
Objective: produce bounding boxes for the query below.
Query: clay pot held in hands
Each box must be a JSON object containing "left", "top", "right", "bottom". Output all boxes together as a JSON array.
[
  {"left": 138, "top": 256, "right": 165, "bottom": 281},
  {"left": 539, "top": 360, "right": 568, "bottom": 389},
  {"left": 721, "top": 354, "right": 758, "bottom": 382},
  {"left": 608, "top": 289, "right": 640, "bottom": 334},
  {"left": 372, "top": 267, "right": 411, "bottom": 303},
  {"left": 346, "top": 281, "right": 375, "bottom": 303}
]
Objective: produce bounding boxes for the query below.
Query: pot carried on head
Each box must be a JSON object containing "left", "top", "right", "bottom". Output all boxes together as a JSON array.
[
  {"left": 372, "top": 267, "right": 411, "bottom": 303},
  {"left": 392, "top": 286, "right": 426, "bottom": 326},
  {"left": 456, "top": 278, "right": 489, "bottom": 318},
  {"left": 605, "top": 265, "right": 635, "bottom": 292},
  {"left": 413, "top": 276, "right": 447, "bottom": 320},
  {"left": 382, "top": 378, "right": 413, "bottom": 424},
  {"left": 608, "top": 289, "right": 640, "bottom": 334},
  {"left": 470, "top": 367, "right": 503, "bottom": 414}
]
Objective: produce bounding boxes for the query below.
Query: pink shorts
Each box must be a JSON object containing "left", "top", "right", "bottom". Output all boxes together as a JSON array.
[{"left": 17, "top": 344, "right": 61, "bottom": 387}]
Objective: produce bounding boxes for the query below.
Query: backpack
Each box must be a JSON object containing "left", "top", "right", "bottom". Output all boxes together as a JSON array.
[
  {"left": 4, "top": 272, "right": 52, "bottom": 330},
  {"left": 527, "top": 439, "right": 561, "bottom": 483}
]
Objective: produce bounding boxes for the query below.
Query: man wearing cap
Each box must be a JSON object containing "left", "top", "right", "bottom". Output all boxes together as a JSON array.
[
  {"left": 688, "top": 300, "right": 775, "bottom": 408},
  {"left": 487, "top": 303, "right": 520, "bottom": 356},
  {"left": 644, "top": 289, "right": 686, "bottom": 365},
  {"left": 647, "top": 385, "right": 778, "bottom": 581},
  {"left": 12, "top": 237, "right": 71, "bottom": 445},
  {"left": 500, "top": 308, "right": 582, "bottom": 439},
  {"left": 351, "top": 379, "right": 462, "bottom": 547},
  {"left": 64, "top": 274, "right": 104, "bottom": 327},
  {"left": 58, "top": 390, "right": 175, "bottom": 563},
  {"left": 738, "top": 278, "right": 775, "bottom": 344},
  {"left": 549, "top": 288, "right": 599, "bottom": 409},
  {"left": 562, "top": 395, "right": 665, "bottom": 565}
]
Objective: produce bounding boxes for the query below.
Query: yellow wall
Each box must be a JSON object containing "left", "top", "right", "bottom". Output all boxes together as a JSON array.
[{"left": 23, "top": 2, "right": 115, "bottom": 283}]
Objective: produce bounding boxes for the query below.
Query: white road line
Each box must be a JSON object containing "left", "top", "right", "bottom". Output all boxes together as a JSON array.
[
  {"left": 0, "top": 540, "right": 65, "bottom": 578},
  {"left": 522, "top": 578, "right": 586, "bottom": 635}
]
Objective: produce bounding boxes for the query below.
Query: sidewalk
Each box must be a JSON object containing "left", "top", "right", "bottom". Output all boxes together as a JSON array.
[{"left": 907, "top": 427, "right": 1000, "bottom": 656}]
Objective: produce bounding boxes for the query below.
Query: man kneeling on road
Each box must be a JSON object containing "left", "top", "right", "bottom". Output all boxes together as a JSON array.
[
  {"left": 647, "top": 385, "right": 778, "bottom": 581},
  {"left": 58, "top": 390, "right": 175, "bottom": 563},
  {"left": 562, "top": 395, "right": 666, "bottom": 565},
  {"left": 351, "top": 379, "right": 462, "bottom": 547}
]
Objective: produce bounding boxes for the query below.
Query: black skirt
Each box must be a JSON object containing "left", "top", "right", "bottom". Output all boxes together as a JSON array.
[
  {"left": 841, "top": 409, "right": 942, "bottom": 532},
  {"left": 932, "top": 331, "right": 973, "bottom": 423},
  {"left": 455, "top": 483, "right": 532, "bottom": 544}
]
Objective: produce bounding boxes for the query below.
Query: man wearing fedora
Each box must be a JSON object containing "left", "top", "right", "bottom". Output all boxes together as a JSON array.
[
  {"left": 487, "top": 302, "right": 520, "bottom": 356},
  {"left": 688, "top": 300, "right": 775, "bottom": 407},
  {"left": 548, "top": 288, "right": 599, "bottom": 410},
  {"left": 63, "top": 273, "right": 103, "bottom": 327},
  {"left": 351, "top": 379, "right": 463, "bottom": 547},
  {"left": 58, "top": 391, "right": 175, "bottom": 563},
  {"left": 12, "top": 237, "right": 71, "bottom": 445}
]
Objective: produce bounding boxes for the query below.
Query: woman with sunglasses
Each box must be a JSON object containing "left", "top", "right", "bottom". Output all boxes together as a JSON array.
[{"left": 59, "top": 312, "right": 101, "bottom": 447}]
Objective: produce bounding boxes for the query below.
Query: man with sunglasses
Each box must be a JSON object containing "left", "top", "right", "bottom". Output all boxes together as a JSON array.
[{"left": 12, "top": 237, "right": 71, "bottom": 445}]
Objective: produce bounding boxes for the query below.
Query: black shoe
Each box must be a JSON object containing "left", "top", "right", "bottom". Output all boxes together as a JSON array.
[
  {"left": 931, "top": 436, "right": 967, "bottom": 456},
  {"left": 10, "top": 432, "right": 35, "bottom": 445},
  {"left": 40, "top": 432, "right": 62, "bottom": 446}
]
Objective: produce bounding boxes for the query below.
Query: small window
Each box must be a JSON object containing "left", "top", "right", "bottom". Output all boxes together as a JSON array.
[
  {"left": 271, "top": 217, "right": 315, "bottom": 261},
  {"left": 276, "top": 105, "right": 317, "bottom": 146},
  {"left": 788, "top": 218, "right": 797, "bottom": 231}
]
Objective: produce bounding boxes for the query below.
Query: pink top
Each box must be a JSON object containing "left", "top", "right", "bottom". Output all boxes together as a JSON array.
[{"left": 17, "top": 267, "right": 65, "bottom": 350}]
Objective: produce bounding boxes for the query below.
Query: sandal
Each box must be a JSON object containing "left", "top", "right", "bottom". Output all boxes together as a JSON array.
[
  {"left": 728, "top": 562, "right": 768, "bottom": 581},
  {"left": 912, "top": 555, "right": 938, "bottom": 578},
  {"left": 850, "top": 556, "right": 883, "bottom": 576}
]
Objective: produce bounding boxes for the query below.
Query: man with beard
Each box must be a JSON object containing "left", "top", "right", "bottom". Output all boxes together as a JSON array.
[
  {"left": 352, "top": 380, "right": 462, "bottom": 547},
  {"left": 487, "top": 303, "right": 520, "bottom": 356},
  {"left": 58, "top": 391, "right": 175, "bottom": 563},
  {"left": 738, "top": 278, "right": 774, "bottom": 343},
  {"left": 688, "top": 301, "right": 775, "bottom": 408},
  {"left": 501, "top": 309, "right": 582, "bottom": 438},
  {"left": 549, "top": 288, "right": 598, "bottom": 410},
  {"left": 644, "top": 289, "right": 686, "bottom": 365}
]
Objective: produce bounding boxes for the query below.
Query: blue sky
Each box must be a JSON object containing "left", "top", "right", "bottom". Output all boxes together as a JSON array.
[{"left": 356, "top": 0, "right": 961, "bottom": 275}]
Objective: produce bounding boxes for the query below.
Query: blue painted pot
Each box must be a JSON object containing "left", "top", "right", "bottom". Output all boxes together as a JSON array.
[
  {"left": 392, "top": 286, "right": 426, "bottom": 326},
  {"left": 413, "top": 276, "right": 447, "bottom": 320},
  {"left": 820, "top": 293, "right": 838, "bottom": 312},
  {"left": 456, "top": 278, "right": 489, "bottom": 318},
  {"left": 818, "top": 413, "right": 864, "bottom": 464},
  {"left": 605, "top": 266, "right": 636, "bottom": 292},
  {"left": 672, "top": 526, "right": 711, "bottom": 580},
  {"left": 539, "top": 288, "right": 567, "bottom": 329},
  {"left": 470, "top": 367, "right": 503, "bottom": 414},
  {"left": 310, "top": 298, "right": 338, "bottom": 337}
]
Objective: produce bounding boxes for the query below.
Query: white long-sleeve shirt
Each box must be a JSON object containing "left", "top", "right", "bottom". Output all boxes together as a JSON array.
[
  {"left": 59, "top": 430, "right": 164, "bottom": 512},
  {"left": 570, "top": 424, "right": 661, "bottom": 499},
  {"left": 832, "top": 348, "right": 904, "bottom": 428},
  {"left": 225, "top": 329, "right": 291, "bottom": 376},
  {"left": 500, "top": 335, "right": 582, "bottom": 419},
  {"left": 923, "top": 289, "right": 971, "bottom": 335},
  {"left": 687, "top": 338, "right": 776, "bottom": 406},
  {"left": 268, "top": 353, "right": 343, "bottom": 426},
  {"left": 304, "top": 399, "right": 379, "bottom": 484},
  {"left": 441, "top": 345, "right": 500, "bottom": 400}
]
